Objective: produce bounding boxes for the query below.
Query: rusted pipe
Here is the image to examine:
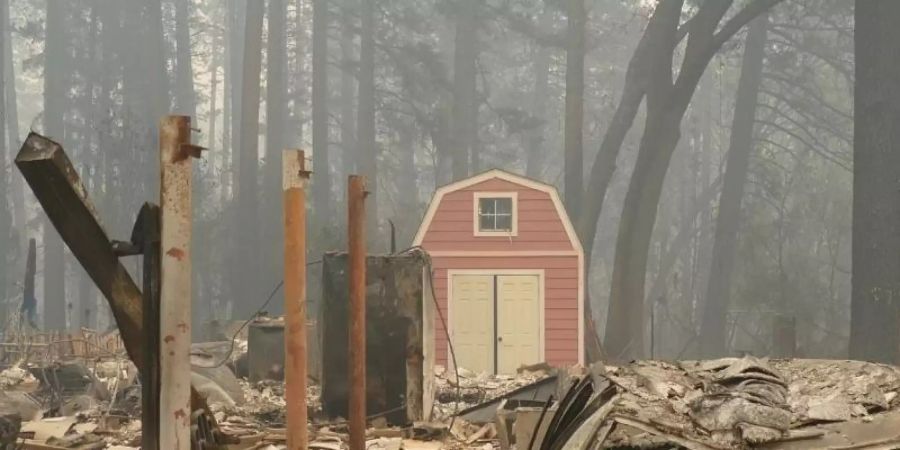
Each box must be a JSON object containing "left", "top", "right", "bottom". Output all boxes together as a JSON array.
[
  {"left": 348, "top": 175, "right": 367, "bottom": 450},
  {"left": 284, "top": 150, "right": 311, "bottom": 450},
  {"left": 158, "top": 115, "right": 193, "bottom": 450}
]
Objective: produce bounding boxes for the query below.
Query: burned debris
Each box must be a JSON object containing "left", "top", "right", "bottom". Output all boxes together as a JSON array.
[
  {"left": 5, "top": 128, "right": 900, "bottom": 450},
  {"left": 320, "top": 251, "right": 431, "bottom": 426}
]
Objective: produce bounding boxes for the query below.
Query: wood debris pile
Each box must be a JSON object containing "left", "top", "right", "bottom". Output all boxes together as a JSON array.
[
  {"left": 531, "top": 357, "right": 900, "bottom": 450},
  {"left": 206, "top": 380, "right": 321, "bottom": 434}
]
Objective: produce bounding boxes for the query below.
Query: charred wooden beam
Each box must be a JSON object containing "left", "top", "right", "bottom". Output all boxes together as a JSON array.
[
  {"left": 15, "top": 132, "right": 145, "bottom": 366},
  {"left": 138, "top": 203, "right": 161, "bottom": 450}
]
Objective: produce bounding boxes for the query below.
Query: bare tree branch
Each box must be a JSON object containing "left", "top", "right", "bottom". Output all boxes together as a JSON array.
[{"left": 713, "top": 0, "right": 786, "bottom": 50}]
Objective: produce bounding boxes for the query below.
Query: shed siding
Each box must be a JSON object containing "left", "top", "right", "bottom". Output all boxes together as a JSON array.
[
  {"left": 430, "top": 255, "right": 579, "bottom": 368},
  {"left": 421, "top": 179, "right": 574, "bottom": 252}
]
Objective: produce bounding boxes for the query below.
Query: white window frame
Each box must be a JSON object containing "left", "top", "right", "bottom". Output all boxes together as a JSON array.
[{"left": 473, "top": 192, "right": 518, "bottom": 237}]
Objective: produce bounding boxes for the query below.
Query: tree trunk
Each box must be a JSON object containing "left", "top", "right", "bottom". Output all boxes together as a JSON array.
[
  {"left": 73, "top": 6, "right": 102, "bottom": 332},
  {"left": 22, "top": 239, "right": 36, "bottom": 327},
  {"left": 450, "top": 0, "right": 477, "bottom": 181},
  {"left": 312, "top": 0, "right": 331, "bottom": 226},
  {"left": 233, "top": 0, "right": 265, "bottom": 319},
  {"left": 433, "top": 101, "right": 453, "bottom": 186},
  {"left": 208, "top": 35, "right": 219, "bottom": 153},
  {"left": 229, "top": 0, "right": 246, "bottom": 186},
  {"left": 647, "top": 174, "right": 723, "bottom": 309},
  {"left": 264, "top": 0, "right": 288, "bottom": 290},
  {"left": 357, "top": 0, "right": 378, "bottom": 245},
  {"left": 598, "top": 0, "right": 779, "bottom": 361},
  {"left": 265, "top": 0, "right": 287, "bottom": 183},
  {"left": 564, "top": 0, "right": 585, "bottom": 222},
  {"left": 43, "top": 0, "right": 67, "bottom": 330},
  {"left": 91, "top": 2, "right": 119, "bottom": 328},
  {"left": 224, "top": 0, "right": 242, "bottom": 213},
  {"left": 174, "top": 0, "right": 202, "bottom": 328},
  {"left": 340, "top": 0, "right": 356, "bottom": 184},
  {"left": 397, "top": 120, "right": 418, "bottom": 245},
  {"left": 525, "top": 10, "right": 552, "bottom": 179},
  {"left": 144, "top": 0, "right": 167, "bottom": 196},
  {"left": 0, "top": 0, "right": 7, "bottom": 319},
  {"left": 3, "top": 0, "right": 22, "bottom": 238},
  {"left": 291, "top": 0, "right": 306, "bottom": 144},
  {"left": 606, "top": 106, "right": 684, "bottom": 360},
  {"left": 574, "top": 2, "right": 677, "bottom": 363},
  {"left": 173, "top": 0, "right": 196, "bottom": 117},
  {"left": 850, "top": 0, "right": 900, "bottom": 364},
  {"left": 689, "top": 72, "right": 717, "bottom": 350},
  {"left": 699, "top": 14, "right": 768, "bottom": 358},
  {"left": 224, "top": 0, "right": 245, "bottom": 320},
  {"left": 222, "top": 10, "right": 231, "bottom": 164}
]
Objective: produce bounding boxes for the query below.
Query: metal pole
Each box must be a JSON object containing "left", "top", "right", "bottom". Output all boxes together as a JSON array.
[
  {"left": 284, "top": 150, "right": 310, "bottom": 450},
  {"left": 158, "top": 115, "right": 193, "bottom": 450},
  {"left": 348, "top": 175, "right": 367, "bottom": 450}
]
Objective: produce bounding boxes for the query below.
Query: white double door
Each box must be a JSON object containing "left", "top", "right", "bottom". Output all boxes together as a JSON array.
[{"left": 450, "top": 274, "right": 541, "bottom": 374}]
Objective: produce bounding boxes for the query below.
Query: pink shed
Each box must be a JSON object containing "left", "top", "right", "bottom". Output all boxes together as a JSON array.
[{"left": 414, "top": 169, "right": 585, "bottom": 374}]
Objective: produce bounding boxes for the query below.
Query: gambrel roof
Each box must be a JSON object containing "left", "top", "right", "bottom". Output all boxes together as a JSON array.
[{"left": 413, "top": 169, "right": 583, "bottom": 254}]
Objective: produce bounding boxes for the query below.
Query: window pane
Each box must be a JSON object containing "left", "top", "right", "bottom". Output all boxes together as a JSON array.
[
  {"left": 477, "top": 197, "right": 514, "bottom": 232},
  {"left": 480, "top": 214, "right": 494, "bottom": 231},
  {"left": 495, "top": 198, "right": 512, "bottom": 215},
  {"left": 479, "top": 198, "right": 496, "bottom": 215},
  {"left": 495, "top": 214, "right": 512, "bottom": 231}
]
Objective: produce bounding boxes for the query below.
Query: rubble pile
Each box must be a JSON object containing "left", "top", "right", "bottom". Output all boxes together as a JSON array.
[
  {"left": 773, "top": 358, "right": 900, "bottom": 422},
  {"left": 4, "top": 355, "right": 900, "bottom": 449},
  {"left": 211, "top": 380, "right": 321, "bottom": 428},
  {"left": 546, "top": 357, "right": 900, "bottom": 449},
  {"left": 0, "top": 357, "right": 146, "bottom": 449},
  {"left": 433, "top": 364, "right": 552, "bottom": 419}
]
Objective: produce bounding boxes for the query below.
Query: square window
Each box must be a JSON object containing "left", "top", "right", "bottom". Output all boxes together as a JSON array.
[{"left": 478, "top": 197, "right": 514, "bottom": 232}]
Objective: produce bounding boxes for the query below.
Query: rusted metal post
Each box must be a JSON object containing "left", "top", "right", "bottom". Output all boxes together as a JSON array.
[
  {"left": 158, "top": 116, "right": 193, "bottom": 450},
  {"left": 284, "top": 150, "right": 311, "bottom": 450},
  {"left": 348, "top": 175, "right": 367, "bottom": 450}
]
